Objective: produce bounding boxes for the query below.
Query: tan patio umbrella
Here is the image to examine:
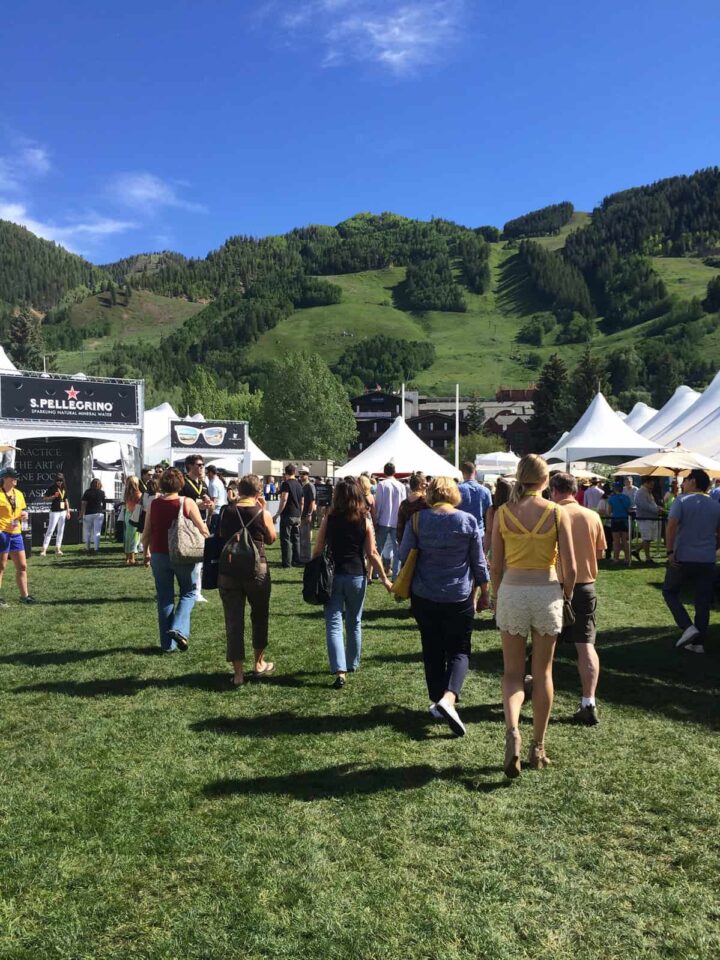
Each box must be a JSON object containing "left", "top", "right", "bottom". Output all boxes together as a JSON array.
[{"left": 616, "top": 445, "right": 720, "bottom": 478}]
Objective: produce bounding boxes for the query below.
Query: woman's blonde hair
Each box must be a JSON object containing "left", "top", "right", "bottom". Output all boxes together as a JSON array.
[
  {"left": 124, "top": 475, "right": 141, "bottom": 500},
  {"left": 510, "top": 454, "right": 548, "bottom": 503},
  {"left": 426, "top": 476, "right": 461, "bottom": 507},
  {"left": 358, "top": 474, "right": 372, "bottom": 496}
]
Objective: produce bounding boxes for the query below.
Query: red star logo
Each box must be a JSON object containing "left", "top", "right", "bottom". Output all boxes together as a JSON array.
[{"left": 65, "top": 385, "right": 79, "bottom": 400}]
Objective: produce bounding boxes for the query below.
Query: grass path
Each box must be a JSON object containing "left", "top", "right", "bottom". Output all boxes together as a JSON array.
[{"left": 1, "top": 544, "right": 719, "bottom": 959}]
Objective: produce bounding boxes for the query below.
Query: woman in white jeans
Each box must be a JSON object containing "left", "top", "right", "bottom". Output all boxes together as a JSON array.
[
  {"left": 79, "top": 478, "right": 106, "bottom": 553},
  {"left": 40, "top": 472, "right": 71, "bottom": 557}
]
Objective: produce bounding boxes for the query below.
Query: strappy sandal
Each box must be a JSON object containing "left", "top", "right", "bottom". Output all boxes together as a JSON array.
[
  {"left": 504, "top": 728, "right": 522, "bottom": 779},
  {"left": 528, "top": 740, "right": 551, "bottom": 770}
]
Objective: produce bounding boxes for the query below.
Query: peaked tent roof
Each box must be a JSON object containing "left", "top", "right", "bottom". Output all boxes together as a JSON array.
[
  {"left": 0, "top": 345, "right": 18, "bottom": 372},
  {"left": 544, "top": 392, "right": 659, "bottom": 464},
  {"left": 639, "top": 385, "right": 701, "bottom": 441},
  {"left": 649, "top": 370, "right": 720, "bottom": 445},
  {"left": 337, "top": 416, "right": 461, "bottom": 479},
  {"left": 623, "top": 401, "right": 658, "bottom": 431}
]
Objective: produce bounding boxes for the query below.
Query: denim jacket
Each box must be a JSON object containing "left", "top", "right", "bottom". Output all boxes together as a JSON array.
[{"left": 398, "top": 508, "right": 489, "bottom": 603}]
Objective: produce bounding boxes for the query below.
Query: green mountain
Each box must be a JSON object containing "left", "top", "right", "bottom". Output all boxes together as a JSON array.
[{"left": 2, "top": 168, "right": 720, "bottom": 408}]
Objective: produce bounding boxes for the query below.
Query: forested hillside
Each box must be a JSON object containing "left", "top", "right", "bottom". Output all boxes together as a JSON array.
[{"left": 1, "top": 167, "right": 720, "bottom": 412}]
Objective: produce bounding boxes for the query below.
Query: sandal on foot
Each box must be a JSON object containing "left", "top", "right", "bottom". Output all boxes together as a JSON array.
[
  {"left": 528, "top": 740, "right": 551, "bottom": 770},
  {"left": 504, "top": 728, "right": 522, "bottom": 779},
  {"left": 253, "top": 662, "right": 275, "bottom": 677}
]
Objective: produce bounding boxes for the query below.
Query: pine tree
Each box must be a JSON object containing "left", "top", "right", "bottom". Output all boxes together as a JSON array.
[
  {"left": 528, "top": 353, "right": 572, "bottom": 454},
  {"left": 8, "top": 310, "right": 44, "bottom": 370},
  {"left": 466, "top": 393, "right": 485, "bottom": 433},
  {"left": 570, "top": 346, "right": 610, "bottom": 422}
]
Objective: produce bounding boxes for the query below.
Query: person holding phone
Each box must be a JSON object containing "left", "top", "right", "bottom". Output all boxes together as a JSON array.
[
  {"left": 0, "top": 467, "right": 35, "bottom": 605},
  {"left": 40, "top": 471, "right": 71, "bottom": 557}
]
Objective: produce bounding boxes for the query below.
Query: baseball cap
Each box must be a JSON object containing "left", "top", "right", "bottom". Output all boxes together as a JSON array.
[
  {"left": 0, "top": 467, "right": 19, "bottom": 479},
  {"left": 299, "top": 466, "right": 310, "bottom": 474},
  {"left": 613, "top": 480, "right": 623, "bottom": 491}
]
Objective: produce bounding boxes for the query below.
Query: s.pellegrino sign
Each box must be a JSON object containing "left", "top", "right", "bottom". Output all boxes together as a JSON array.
[
  {"left": 0, "top": 373, "right": 140, "bottom": 425},
  {"left": 170, "top": 420, "right": 248, "bottom": 453}
]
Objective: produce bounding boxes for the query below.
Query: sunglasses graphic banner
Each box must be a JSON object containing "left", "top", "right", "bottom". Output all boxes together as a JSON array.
[
  {"left": 0, "top": 373, "right": 140, "bottom": 425},
  {"left": 170, "top": 420, "right": 248, "bottom": 452}
]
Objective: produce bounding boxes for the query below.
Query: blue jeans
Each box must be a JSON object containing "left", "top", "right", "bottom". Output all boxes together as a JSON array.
[
  {"left": 324, "top": 574, "right": 367, "bottom": 673},
  {"left": 150, "top": 552, "right": 198, "bottom": 651},
  {"left": 662, "top": 561, "right": 716, "bottom": 640},
  {"left": 376, "top": 525, "right": 400, "bottom": 578}
]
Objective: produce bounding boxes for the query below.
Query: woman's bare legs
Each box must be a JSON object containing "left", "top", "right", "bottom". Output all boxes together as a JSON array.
[
  {"left": 530, "top": 630, "right": 557, "bottom": 746},
  {"left": 501, "top": 631, "right": 527, "bottom": 730}
]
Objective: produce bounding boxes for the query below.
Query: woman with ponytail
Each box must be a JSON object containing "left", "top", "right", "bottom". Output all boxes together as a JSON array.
[{"left": 490, "top": 454, "right": 576, "bottom": 778}]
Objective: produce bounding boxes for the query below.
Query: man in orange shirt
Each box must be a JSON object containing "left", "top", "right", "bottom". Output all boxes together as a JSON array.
[{"left": 551, "top": 472, "right": 607, "bottom": 725}]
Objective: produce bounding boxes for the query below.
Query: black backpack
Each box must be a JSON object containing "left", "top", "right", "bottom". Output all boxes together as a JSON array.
[
  {"left": 219, "top": 507, "right": 263, "bottom": 579},
  {"left": 302, "top": 549, "right": 335, "bottom": 605}
]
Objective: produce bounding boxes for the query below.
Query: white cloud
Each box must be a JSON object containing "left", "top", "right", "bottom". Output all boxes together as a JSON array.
[
  {"left": 0, "top": 201, "right": 137, "bottom": 255},
  {"left": 269, "top": 0, "right": 465, "bottom": 74},
  {"left": 110, "top": 172, "right": 207, "bottom": 213},
  {"left": 0, "top": 138, "right": 51, "bottom": 191}
]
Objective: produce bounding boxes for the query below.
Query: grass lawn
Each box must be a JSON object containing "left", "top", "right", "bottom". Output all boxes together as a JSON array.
[{"left": 1, "top": 542, "right": 719, "bottom": 959}]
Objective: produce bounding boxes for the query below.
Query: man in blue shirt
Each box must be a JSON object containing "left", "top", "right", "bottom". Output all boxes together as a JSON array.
[
  {"left": 663, "top": 469, "right": 720, "bottom": 655},
  {"left": 458, "top": 461, "right": 491, "bottom": 536},
  {"left": 458, "top": 461, "right": 492, "bottom": 611}
]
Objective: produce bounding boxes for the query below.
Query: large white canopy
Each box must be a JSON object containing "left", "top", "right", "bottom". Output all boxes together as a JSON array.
[
  {"left": 475, "top": 450, "right": 520, "bottom": 474},
  {"left": 650, "top": 371, "right": 720, "bottom": 446},
  {"left": 623, "top": 401, "right": 658, "bottom": 431},
  {"left": 337, "top": 416, "right": 461, "bottom": 479},
  {"left": 639, "top": 385, "right": 701, "bottom": 441},
  {"left": 544, "top": 392, "right": 659, "bottom": 464}
]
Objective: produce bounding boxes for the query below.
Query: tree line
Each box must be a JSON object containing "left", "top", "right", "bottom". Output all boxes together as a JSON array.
[{"left": 503, "top": 202, "right": 574, "bottom": 239}]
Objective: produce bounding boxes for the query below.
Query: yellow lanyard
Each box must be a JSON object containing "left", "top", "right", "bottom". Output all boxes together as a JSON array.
[{"left": 184, "top": 475, "right": 203, "bottom": 497}]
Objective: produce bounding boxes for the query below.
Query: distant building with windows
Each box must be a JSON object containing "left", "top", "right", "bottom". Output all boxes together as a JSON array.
[{"left": 347, "top": 386, "right": 534, "bottom": 459}]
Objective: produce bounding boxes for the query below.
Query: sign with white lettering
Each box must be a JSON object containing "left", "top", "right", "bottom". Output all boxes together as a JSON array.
[{"left": 0, "top": 374, "right": 140, "bottom": 425}]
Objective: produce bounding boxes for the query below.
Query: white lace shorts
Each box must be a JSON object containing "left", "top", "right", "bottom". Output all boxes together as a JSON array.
[{"left": 495, "top": 582, "right": 564, "bottom": 638}]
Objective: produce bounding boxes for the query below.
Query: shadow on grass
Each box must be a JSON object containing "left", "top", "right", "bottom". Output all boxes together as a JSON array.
[
  {"left": 495, "top": 253, "right": 542, "bottom": 316},
  {"left": 0, "top": 645, "right": 142, "bottom": 667},
  {"left": 204, "top": 762, "right": 509, "bottom": 800},
  {"left": 12, "top": 669, "right": 327, "bottom": 697},
  {"left": 41, "top": 597, "right": 155, "bottom": 606},
  {"left": 192, "top": 701, "right": 507, "bottom": 741}
]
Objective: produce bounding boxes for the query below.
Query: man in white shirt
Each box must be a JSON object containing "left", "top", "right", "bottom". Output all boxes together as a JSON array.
[
  {"left": 205, "top": 466, "right": 227, "bottom": 534},
  {"left": 623, "top": 477, "right": 638, "bottom": 507},
  {"left": 583, "top": 478, "right": 604, "bottom": 512},
  {"left": 372, "top": 461, "right": 407, "bottom": 580}
]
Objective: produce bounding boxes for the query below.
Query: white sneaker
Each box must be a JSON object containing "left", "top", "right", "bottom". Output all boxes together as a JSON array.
[
  {"left": 429, "top": 703, "right": 443, "bottom": 720},
  {"left": 675, "top": 625, "right": 700, "bottom": 648},
  {"left": 195, "top": 594, "right": 208, "bottom": 603},
  {"left": 684, "top": 643, "right": 705, "bottom": 654},
  {"left": 435, "top": 697, "right": 466, "bottom": 737}
]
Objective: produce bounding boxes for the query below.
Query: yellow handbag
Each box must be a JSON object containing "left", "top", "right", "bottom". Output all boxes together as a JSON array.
[{"left": 391, "top": 512, "right": 420, "bottom": 602}]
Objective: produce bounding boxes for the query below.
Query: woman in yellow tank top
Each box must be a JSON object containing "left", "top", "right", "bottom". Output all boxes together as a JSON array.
[{"left": 490, "top": 454, "right": 576, "bottom": 778}]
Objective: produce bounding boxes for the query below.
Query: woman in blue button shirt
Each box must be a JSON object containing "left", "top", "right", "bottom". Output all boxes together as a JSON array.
[{"left": 398, "top": 476, "right": 489, "bottom": 737}]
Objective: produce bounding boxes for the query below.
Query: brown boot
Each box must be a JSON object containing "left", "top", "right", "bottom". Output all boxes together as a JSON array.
[
  {"left": 528, "top": 740, "right": 551, "bottom": 769},
  {"left": 504, "top": 728, "right": 522, "bottom": 779}
]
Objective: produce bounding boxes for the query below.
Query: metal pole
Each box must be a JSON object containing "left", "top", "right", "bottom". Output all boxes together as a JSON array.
[
  {"left": 401, "top": 383, "right": 405, "bottom": 420},
  {"left": 454, "top": 383, "right": 460, "bottom": 470}
]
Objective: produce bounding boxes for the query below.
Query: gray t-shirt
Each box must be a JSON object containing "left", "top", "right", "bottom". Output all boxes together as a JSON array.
[{"left": 669, "top": 493, "right": 720, "bottom": 563}]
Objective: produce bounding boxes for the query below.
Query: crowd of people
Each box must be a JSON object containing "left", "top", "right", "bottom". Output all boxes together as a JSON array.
[{"left": 1, "top": 451, "right": 718, "bottom": 778}]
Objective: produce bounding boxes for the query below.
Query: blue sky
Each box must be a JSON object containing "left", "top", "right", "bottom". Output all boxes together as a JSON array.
[{"left": 1, "top": 0, "right": 719, "bottom": 263}]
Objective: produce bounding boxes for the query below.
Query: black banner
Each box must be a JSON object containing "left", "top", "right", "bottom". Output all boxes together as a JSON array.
[
  {"left": 170, "top": 420, "right": 248, "bottom": 452},
  {"left": 0, "top": 374, "right": 139, "bottom": 425},
  {"left": 14, "top": 438, "right": 92, "bottom": 518}
]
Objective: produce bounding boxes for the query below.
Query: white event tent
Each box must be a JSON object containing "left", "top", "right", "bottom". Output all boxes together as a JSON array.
[
  {"left": 646, "top": 370, "right": 720, "bottom": 447},
  {"left": 544, "top": 392, "right": 659, "bottom": 465},
  {"left": 623, "top": 401, "right": 658, "bottom": 431},
  {"left": 337, "top": 415, "right": 462, "bottom": 479},
  {"left": 638, "top": 385, "right": 701, "bottom": 441},
  {"left": 475, "top": 451, "right": 520, "bottom": 475},
  {"left": 0, "top": 345, "right": 18, "bottom": 373}
]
